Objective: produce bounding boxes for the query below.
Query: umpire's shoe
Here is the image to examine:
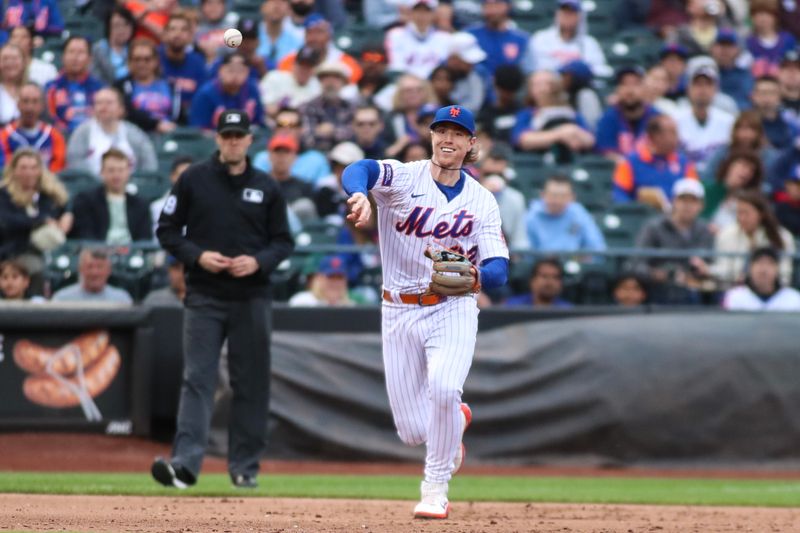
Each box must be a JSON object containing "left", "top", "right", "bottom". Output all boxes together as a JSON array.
[
  {"left": 151, "top": 457, "right": 195, "bottom": 489},
  {"left": 230, "top": 473, "right": 258, "bottom": 489}
]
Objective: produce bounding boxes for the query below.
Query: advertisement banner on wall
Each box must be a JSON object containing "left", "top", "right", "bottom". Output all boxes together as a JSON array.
[{"left": 0, "top": 329, "right": 133, "bottom": 431}]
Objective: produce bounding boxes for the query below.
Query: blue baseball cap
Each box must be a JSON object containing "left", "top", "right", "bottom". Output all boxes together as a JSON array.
[
  {"left": 429, "top": 105, "right": 476, "bottom": 136},
  {"left": 715, "top": 28, "right": 738, "bottom": 45},
  {"left": 559, "top": 59, "right": 593, "bottom": 84},
  {"left": 659, "top": 43, "right": 689, "bottom": 59},
  {"left": 558, "top": 0, "right": 582, "bottom": 11},
  {"left": 303, "top": 13, "right": 330, "bottom": 30},
  {"left": 318, "top": 255, "right": 347, "bottom": 276}
]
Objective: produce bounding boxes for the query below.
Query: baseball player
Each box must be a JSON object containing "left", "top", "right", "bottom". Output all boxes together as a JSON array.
[{"left": 343, "top": 105, "right": 509, "bottom": 519}]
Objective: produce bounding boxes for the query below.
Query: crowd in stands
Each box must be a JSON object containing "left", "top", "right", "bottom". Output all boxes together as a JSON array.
[{"left": 1, "top": 0, "right": 800, "bottom": 311}]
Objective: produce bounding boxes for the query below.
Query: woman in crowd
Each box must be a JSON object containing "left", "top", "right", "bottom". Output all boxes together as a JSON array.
[
  {"left": 91, "top": 6, "right": 137, "bottom": 84},
  {"left": 7, "top": 25, "right": 57, "bottom": 87},
  {"left": 703, "top": 151, "right": 764, "bottom": 231},
  {"left": 0, "top": 149, "right": 72, "bottom": 290},
  {"left": 510, "top": 70, "right": 594, "bottom": 163},
  {"left": 702, "top": 110, "right": 777, "bottom": 182},
  {"left": 712, "top": 190, "right": 795, "bottom": 286},
  {"left": 383, "top": 74, "right": 436, "bottom": 158},
  {"left": 115, "top": 38, "right": 179, "bottom": 133},
  {"left": 0, "top": 44, "right": 27, "bottom": 125}
]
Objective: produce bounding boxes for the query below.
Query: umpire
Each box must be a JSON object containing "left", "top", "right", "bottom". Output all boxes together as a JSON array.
[{"left": 151, "top": 109, "right": 294, "bottom": 489}]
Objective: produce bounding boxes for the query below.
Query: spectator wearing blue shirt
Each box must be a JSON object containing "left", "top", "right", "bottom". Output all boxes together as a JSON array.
[
  {"left": 751, "top": 75, "right": 799, "bottom": 150},
  {"left": 258, "top": 0, "right": 304, "bottom": 70},
  {"left": 1, "top": 0, "right": 64, "bottom": 37},
  {"left": 595, "top": 65, "right": 660, "bottom": 160},
  {"left": 467, "top": 0, "right": 529, "bottom": 75},
  {"left": 525, "top": 175, "right": 606, "bottom": 252},
  {"left": 613, "top": 115, "right": 698, "bottom": 211},
  {"left": 206, "top": 18, "right": 264, "bottom": 83},
  {"left": 190, "top": 53, "right": 264, "bottom": 130},
  {"left": 711, "top": 29, "right": 753, "bottom": 111},
  {"left": 159, "top": 12, "right": 207, "bottom": 121},
  {"left": 505, "top": 258, "right": 572, "bottom": 308},
  {"left": 511, "top": 70, "right": 595, "bottom": 163}
]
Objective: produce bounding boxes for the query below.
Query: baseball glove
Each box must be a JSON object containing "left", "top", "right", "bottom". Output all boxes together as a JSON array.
[{"left": 425, "top": 246, "right": 480, "bottom": 296}]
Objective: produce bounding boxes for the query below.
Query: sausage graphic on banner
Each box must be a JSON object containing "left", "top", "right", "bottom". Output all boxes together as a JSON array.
[{"left": 13, "top": 331, "right": 121, "bottom": 421}]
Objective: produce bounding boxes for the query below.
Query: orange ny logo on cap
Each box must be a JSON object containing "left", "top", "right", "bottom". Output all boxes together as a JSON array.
[{"left": 450, "top": 107, "right": 461, "bottom": 117}]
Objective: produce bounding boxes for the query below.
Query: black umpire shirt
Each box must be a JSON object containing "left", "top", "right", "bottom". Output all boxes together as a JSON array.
[{"left": 157, "top": 152, "right": 294, "bottom": 300}]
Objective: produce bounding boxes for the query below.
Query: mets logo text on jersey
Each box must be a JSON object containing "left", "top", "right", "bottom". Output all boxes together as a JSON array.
[{"left": 395, "top": 207, "right": 474, "bottom": 238}]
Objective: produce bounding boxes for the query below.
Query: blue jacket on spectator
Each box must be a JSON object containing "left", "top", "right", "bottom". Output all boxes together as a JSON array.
[
  {"left": 718, "top": 66, "right": 753, "bottom": 111},
  {"left": 159, "top": 46, "right": 207, "bottom": 118},
  {"left": 525, "top": 199, "right": 607, "bottom": 252},
  {"left": 189, "top": 79, "right": 264, "bottom": 130},
  {"left": 1, "top": 0, "right": 63, "bottom": 36},
  {"left": 595, "top": 105, "right": 660, "bottom": 157},
  {"left": 467, "top": 24, "right": 529, "bottom": 75}
]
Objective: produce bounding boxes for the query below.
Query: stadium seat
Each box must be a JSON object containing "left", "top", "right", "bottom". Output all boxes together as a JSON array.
[
  {"left": 294, "top": 222, "right": 342, "bottom": 246},
  {"left": 600, "top": 202, "right": 659, "bottom": 248},
  {"left": 129, "top": 170, "right": 171, "bottom": 203},
  {"left": 159, "top": 128, "right": 216, "bottom": 161},
  {"left": 58, "top": 168, "right": 100, "bottom": 198}
]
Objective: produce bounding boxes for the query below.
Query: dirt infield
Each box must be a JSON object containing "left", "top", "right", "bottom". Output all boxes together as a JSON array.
[
  {"left": 1, "top": 433, "right": 800, "bottom": 533},
  {"left": 2, "top": 494, "right": 800, "bottom": 533}
]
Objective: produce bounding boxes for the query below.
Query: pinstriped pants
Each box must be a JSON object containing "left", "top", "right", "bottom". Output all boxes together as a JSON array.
[{"left": 381, "top": 296, "right": 478, "bottom": 483}]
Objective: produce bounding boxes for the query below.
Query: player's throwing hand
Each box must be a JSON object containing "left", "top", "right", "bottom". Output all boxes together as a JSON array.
[{"left": 346, "top": 192, "right": 371, "bottom": 228}]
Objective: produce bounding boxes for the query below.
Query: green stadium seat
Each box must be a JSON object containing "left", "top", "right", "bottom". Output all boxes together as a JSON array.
[
  {"left": 294, "top": 222, "right": 342, "bottom": 246},
  {"left": 58, "top": 168, "right": 100, "bottom": 198},
  {"left": 159, "top": 128, "right": 217, "bottom": 161},
  {"left": 600, "top": 202, "right": 659, "bottom": 248},
  {"left": 129, "top": 170, "right": 171, "bottom": 203}
]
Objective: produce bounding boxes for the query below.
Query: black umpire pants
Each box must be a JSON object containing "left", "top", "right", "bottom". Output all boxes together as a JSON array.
[{"left": 171, "top": 291, "right": 272, "bottom": 480}]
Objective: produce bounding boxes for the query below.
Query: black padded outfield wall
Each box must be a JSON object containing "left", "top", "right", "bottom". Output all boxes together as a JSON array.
[{"left": 255, "top": 312, "right": 800, "bottom": 466}]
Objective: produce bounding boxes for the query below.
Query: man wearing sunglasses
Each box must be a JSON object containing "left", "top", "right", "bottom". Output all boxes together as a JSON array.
[{"left": 152, "top": 108, "right": 294, "bottom": 490}]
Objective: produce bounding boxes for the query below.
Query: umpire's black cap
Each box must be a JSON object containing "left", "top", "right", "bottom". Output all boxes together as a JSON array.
[{"left": 217, "top": 109, "right": 250, "bottom": 134}]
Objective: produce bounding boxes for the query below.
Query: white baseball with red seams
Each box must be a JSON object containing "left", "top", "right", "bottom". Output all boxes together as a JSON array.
[
  {"left": 223, "top": 28, "right": 242, "bottom": 48},
  {"left": 370, "top": 158, "right": 508, "bottom": 487}
]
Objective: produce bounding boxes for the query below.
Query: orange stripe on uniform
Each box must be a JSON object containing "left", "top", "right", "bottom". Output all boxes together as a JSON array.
[{"left": 613, "top": 159, "right": 634, "bottom": 192}]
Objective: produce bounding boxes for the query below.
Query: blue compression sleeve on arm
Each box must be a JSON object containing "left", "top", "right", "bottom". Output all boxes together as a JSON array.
[
  {"left": 479, "top": 257, "right": 509, "bottom": 290},
  {"left": 342, "top": 160, "right": 381, "bottom": 196}
]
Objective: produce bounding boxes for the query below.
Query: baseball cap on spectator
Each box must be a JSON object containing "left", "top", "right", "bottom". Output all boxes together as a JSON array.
[
  {"left": 448, "top": 32, "right": 488, "bottom": 64},
  {"left": 404, "top": 0, "right": 438, "bottom": 8},
  {"left": 329, "top": 142, "right": 365, "bottom": 165},
  {"left": 559, "top": 60, "right": 593, "bottom": 84},
  {"left": 217, "top": 109, "right": 250, "bottom": 134},
  {"left": 614, "top": 64, "right": 645, "bottom": 84},
  {"left": 318, "top": 255, "right": 347, "bottom": 276},
  {"left": 659, "top": 43, "right": 689, "bottom": 60},
  {"left": 361, "top": 45, "right": 387, "bottom": 64},
  {"left": 303, "top": 13, "right": 330, "bottom": 30},
  {"left": 237, "top": 18, "right": 258, "bottom": 40},
  {"left": 749, "top": 246, "right": 779, "bottom": 263},
  {"left": 315, "top": 61, "right": 351, "bottom": 79},
  {"left": 672, "top": 177, "right": 705, "bottom": 199},
  {"left": 268, "top": 133, "right": 299, "bottom": 152},
  {"left": 715, "top": 28, "right": 738, "bottom": 45},
  {"left": 296, "top": 45, "right": 322, "bottom": 66},
  {"left": 781, "top": 48, "right": 800, "bottom": 65},
  {"left": 429, "top": 105, "right": 476, "bottom": 135},
  {"left": 494, "top": 64, "right": 524, "bottom": 92},
  {"left": 558, "top": 0, "right": 581, "bottom": 11},
  {"left": 686, "top": 56, "right": 719, "bottom": 82}
]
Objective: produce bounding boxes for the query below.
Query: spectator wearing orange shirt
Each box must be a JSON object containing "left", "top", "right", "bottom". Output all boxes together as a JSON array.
[
  {"left": 125, "top": 0, "right": 179, "bottom": 43},
  {"left": 0, "top": 83, "right": 66, "bottom": 173}
]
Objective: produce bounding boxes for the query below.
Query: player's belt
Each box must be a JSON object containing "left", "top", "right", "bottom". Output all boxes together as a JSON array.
[{"left": 382, "top": 290, "right": 447, "bottom": 306}]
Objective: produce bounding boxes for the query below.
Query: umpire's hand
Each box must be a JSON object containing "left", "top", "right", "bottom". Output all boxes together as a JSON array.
[
  {"left": 228, "top": 256, "right": 260, "bottom": 277},
  {"left": 199, "top": 251, "right": 233, "bottom": 273}
]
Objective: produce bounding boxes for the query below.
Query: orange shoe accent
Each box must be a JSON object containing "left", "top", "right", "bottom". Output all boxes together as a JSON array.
[{"left": 414, "top": 503, "right": 451, "bottom": 519}]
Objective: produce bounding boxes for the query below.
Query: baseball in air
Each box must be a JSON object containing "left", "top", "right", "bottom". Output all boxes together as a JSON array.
[{"left": 223, "top": 28, "right": 242, "bottom": 48}]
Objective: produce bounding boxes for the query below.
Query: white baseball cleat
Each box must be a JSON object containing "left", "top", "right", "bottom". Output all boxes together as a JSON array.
[
  {"left": 413, "top": 481, "right": 450, "bottom": 519},
  {"left": 452, "top": 403, "right": 472, "bottom": 475}
]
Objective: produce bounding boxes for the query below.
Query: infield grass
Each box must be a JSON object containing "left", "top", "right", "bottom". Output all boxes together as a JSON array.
[{"left": 0, "top": 472, "right": 798, "bottom": 507}]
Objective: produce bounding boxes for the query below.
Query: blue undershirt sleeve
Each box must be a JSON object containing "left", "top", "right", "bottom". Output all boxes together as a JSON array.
[
  {"left": 342, "top": 160, "right": 381, "bottom": 197},
  {"left": 478, "top": 257, "right": 509, "bottom": 290}
]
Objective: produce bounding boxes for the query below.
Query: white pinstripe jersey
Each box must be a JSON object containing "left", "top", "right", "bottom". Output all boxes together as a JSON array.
[{"left": 370, "top": 159, "right": 509, "bottom": 294}]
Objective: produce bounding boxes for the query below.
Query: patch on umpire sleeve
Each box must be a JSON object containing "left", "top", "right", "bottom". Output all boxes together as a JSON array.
[
  {"left": 381, "top": 163, "right": 393, "bottom": 186},
  {"left": 163, "top": 195, "right": 177, "bottom": 215}
]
